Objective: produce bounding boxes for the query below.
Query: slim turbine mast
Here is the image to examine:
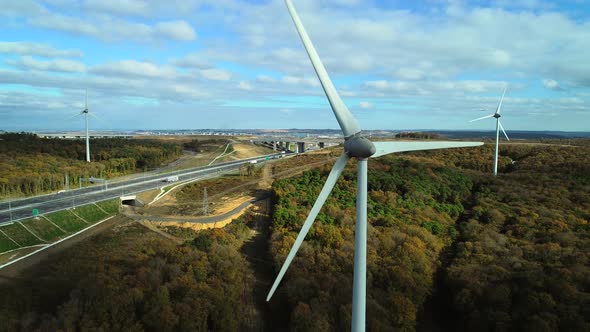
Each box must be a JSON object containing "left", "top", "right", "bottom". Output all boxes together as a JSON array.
[
  {"left": 84, "top": 89, "right": 90, "bottom": 162},
  {"left": 267, "top": 2, "right": 483, "bottom": 331}
]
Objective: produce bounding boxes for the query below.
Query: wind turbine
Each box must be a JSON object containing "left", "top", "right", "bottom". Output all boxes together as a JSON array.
[
  {"left": 470, "top": 87, "right": 509, "bottom": 176},
  {"left": 82, "top": 90, "right": 90, "bottom": 162},
  {"left": 67, "top": 90, "right": 92, "bottom": 162},
  {"left": 266, "top": 1, "right": 483, "bottom": 331}
]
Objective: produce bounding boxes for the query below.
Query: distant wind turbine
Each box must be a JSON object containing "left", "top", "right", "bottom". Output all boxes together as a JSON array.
[
  {"left": 67, "top": 90, "right": 93, "bottom": 162},
  {"left": 470, "top": 87, "right": 510, "bottom": 176},
  {"left": 266, "top": 1, "right": 484, "bottom": 331},
  {"left": 83, "top": 90, "right": 90, "bottom": 162}
]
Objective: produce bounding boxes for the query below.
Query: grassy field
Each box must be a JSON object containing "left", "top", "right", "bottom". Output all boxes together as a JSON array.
[
  {"left": 0, "top": 222, "right": 45, "bottom": 247},
  {"left": 45, "top": 210, "right": 88, "bottom": 232},
  {"left": 0, "top": 199, "right": 120, "bottom": 255},
  {"left": 96, "top": 200, "right": 119, "bottom": 214},
  {"left": 0, "top": 232, "right": 20, "bottom": 253},
  {"left": 74, "top": 205, "right": 109, "bottom": 224},
  {"left": 22, "top": 218, "right": 65, "bottom": 241}
]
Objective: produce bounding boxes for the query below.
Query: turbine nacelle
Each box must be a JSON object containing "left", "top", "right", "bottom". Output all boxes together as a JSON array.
[
  {"left": 494, "top": 113, "right": 501, "bottom": 119},
  {"left": 344, "top": 136, "right": 376, "bottom": 159}
]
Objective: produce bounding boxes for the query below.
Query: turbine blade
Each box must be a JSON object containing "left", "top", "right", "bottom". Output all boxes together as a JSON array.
[
  {"left": 371, "top": 141, "right": 483, "bottom": 158},
  {"left": 88, "top": 112, "right": 113, "bottom": 131},
  {"left": 85, "top": 89, "right": 88, "bottom": 109},
  {"left": 496, "top": 86, "right": 507, "bottom": 114},
  {"left": 284, "top": 0, "right": 361, "bottom": 138},
  {"left": 469, "top": 114, "right": 495, "bottom": 122},
  {"left": 499, "top": 121, "right": 509, "bottom": 141},
  {"left": 267, "top": 153, "right": 350, "bottom": 301},
  {"left": 64, "top": 112, "right": 83, "bottom": 121}
]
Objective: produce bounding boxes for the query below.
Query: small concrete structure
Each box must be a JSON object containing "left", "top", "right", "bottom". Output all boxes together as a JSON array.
[
  {"left": 120, "top": 195, "right": 144, "bottom": 207},
  {"left": 296, "top": 142, "right": 306, "bottom": 153}
]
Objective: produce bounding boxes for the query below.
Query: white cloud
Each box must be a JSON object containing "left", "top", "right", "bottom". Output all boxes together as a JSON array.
[
  {"left": 22, "top": 5, "right": 197, "bottom": 42},
  {"left": 282, "top": 76, "right": 320, "bottom": 87},
  {"left": 365, "top": 80, "right": 506, "bottom": 96},
  {"left": 172, "top": 53, "right": 211, "bottom": 69},
  {"left": 91, "top": 60, "right": 176, "bottom": 78},
  {"left": 359, "top": 101, "right": 373, "bottom": 109},
  {"left": 256, "top": 75, "right": 276, "bottom": 84},
  {"left": 154, "top": 21, "right": 197, "bottom": 41},
  {"left": 7, "top": 56, "right": 86, "bottom": 73},
  {"left": 0, "top": 42, "right": 82, "bottom": 58},
  {"left": 200, "top": 68, "right": 232, "bottom": 81},
  {"left": 84, "top": 0, "right": 148, "bottom": 16},
  {"left": 488, "top": 49, "right": 511, "bottom": 67},
  {"left": 542, "top": 78, "right": 561, "bottom": 90},
  {"left": 238, "top": 81, "right": 253, "bottom": 91}
]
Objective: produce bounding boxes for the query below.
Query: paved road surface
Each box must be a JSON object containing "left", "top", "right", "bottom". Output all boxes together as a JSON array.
[{"left": 0, "top": 153, "right": 291, "bottom": 224}]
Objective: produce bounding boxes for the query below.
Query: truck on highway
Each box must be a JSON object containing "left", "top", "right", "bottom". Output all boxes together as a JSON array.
[
  {"left": 250, "top": 160, "right": 258, "bottom": 164},
  {"left": 164, "top": 175, "right": 179, "bottom": 182}
]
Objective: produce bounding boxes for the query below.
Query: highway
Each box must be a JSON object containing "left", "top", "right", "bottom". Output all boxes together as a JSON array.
[{"left": 0, "top": 152, "right": 291, "bottom": 224}]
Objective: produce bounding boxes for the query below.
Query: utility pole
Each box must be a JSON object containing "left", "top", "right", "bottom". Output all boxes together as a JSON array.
[{"left": 203, "top": 187, "right": 208, "bottom": 215}]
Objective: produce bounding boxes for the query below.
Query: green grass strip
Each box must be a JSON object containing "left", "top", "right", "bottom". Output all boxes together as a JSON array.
[
  {"left": 45, "top": 210, "right": 88, "bottom": 232},
  {"left": 0, "top": 223, "right": 44, "bottom": 247},
  {"left": 74, "top": 205, "right": 108, "bottom": 224},
  {"left": 24, "top": 217, "right": 65, "bottom": 241}
]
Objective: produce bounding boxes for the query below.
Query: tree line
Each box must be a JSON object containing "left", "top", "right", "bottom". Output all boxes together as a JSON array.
[{"left": 0, "top": 132, "right": 182, "bottom": 197}]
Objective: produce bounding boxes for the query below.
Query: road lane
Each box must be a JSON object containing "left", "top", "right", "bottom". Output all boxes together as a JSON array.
[{"left": 0, "top": 152, "right": 291, "bottom": 224}]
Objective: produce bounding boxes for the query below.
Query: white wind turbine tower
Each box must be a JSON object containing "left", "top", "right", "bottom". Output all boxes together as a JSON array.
[
  {"left": 83, "top": 90, "right": 90, "bottom": 162},
  {"left": 470, "top": 87, "right": 510, "bottom": 176},
  {"left": 67, "top": 90, "right": 91, "bottom": 162},
  {"left": 266, "top": 1, "right": 484, "bottom": 331}
]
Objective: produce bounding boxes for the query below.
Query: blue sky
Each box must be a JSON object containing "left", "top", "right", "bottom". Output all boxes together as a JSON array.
[{"left": 0, "top": 0, "right": 589, "bottom": 132}]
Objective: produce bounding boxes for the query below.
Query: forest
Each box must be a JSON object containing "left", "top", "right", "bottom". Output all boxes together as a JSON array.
[
  {"left": 0, "top": 132, "right": 183, "bottom": 198},
  {"left": 268, "top": 141, "right": 590, "bottom": 331},
  {"left": 0, "top": 140, "right": 588, "bottom": 331},
  {"left": 0, "top": 215, "right": 262, "bottom": 331}
]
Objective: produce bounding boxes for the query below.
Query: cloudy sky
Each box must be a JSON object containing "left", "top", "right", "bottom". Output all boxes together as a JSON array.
[{"left": 0, "top": 0, "right": 589, "bottom": 131}]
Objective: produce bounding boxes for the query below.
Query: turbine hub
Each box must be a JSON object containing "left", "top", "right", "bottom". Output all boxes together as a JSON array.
[
  {"left": 344, "top": 136, "right": 376, "bottom": 159},
  {"left": 494, "top": 113, "right": 501, "bottom": 118}
]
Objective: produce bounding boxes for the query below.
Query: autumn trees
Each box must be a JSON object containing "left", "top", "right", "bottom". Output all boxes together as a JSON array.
[
  {"left": 268, "top": 140, "right": 590, "bottom": 331},
  {"left": 0, "top": 138, "right": 588, "bottom": 331},
  {"left": 268, "top": 156, "right": 476, "bottom": 330},
  {"left": 0, "top": 133, "right": 182, "bottom": 197},
  {"left": 440, "top": 143, "right": 590, "bottom": 331},
  {"left": 0, "top": 217, "right": 261, "bottom": 331}
]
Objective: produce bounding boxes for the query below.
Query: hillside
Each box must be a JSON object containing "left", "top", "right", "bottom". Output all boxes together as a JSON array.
[
  {"left": 0, "top": 139, "right": 587, "bottom": 331},
  {"left": 268, "top": 140, "right": 590, "bottom": 330},
  {"left": 0, "top": 133, "right": 183, "bottom": 198}
]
